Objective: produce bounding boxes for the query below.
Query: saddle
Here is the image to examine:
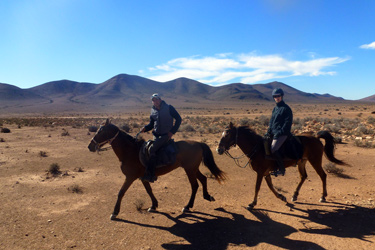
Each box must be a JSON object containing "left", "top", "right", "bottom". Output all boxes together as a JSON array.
[
  {"left": 264, "top": 135, "right": 303, "bottom": 160},
  {"left": 139, "top": 139, "right": 178, "bottom": 169}
]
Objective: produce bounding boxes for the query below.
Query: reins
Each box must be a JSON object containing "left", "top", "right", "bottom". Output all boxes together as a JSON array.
[{"left": 92, "top": 130, "right": 120, "bottom": 153}]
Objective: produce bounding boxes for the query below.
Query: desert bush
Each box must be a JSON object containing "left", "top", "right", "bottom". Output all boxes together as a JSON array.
[
  {"left": 355, "top": 125, "right": 372, "bottom": 136},
  {"left": 257, "top": 115, "right": 270, "bottom": 126},
  {"left": 121, "top": 124, "right": 131, "bottom": 132},
  {"left": 68, "top": 184, "right": 83, "bottom": 194},
  {"left": 207, "top": 125, "right": 221, "bottom": 134},
  {"left": 61, "top": 129, "right": 70, "bottom": 136},
  {"left": 88, "top": 126, "right": 98, "bottom": 132},
  {"left": 324, "top": 162, "right": 344, "bottom": 175},
  {"left": 354, "top": 140, "right": 375, "bottom": 148},
  {"left": 323, "top": 124, "right": 342, "bottom": 134},
  {"left": 179, "top": 124, "right": 195, "bottom": 132},
  {"left": 1, "top": 128, "right": 11, "bottom": 133},
  {"left": 367, "top": 116, "right": 375, "bottom": 125},
  {"left": 0, "top": 138, "right": 4, "bottom": 142},
  {"left": 134, "top": 199, "right": 145, "bottom": 212},
  {"left": 48, "top": 163, "right": 61, "bottom": 176},
  {"left": 39, "top": 151, "right": 48, "bottom": 157},
  {"left": 239, "top": 117, "right": 251, "bottom": 126}
]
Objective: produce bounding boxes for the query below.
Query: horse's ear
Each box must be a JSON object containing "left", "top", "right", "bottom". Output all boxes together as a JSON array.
[
  {"left": 229, "top": 122, "right": 234, "bottom": 129},
  {"left": 105, "top": 118, "right": 110, "bottom": 125}
]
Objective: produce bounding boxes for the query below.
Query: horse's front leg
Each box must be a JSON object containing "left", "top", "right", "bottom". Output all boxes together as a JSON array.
[
  {"left": 111, "top": 177, "right": 135, "bottom": 220},
  {"left": 264, "top": 175, "right": 287, "bottom": 203},
  {"left": 247, "top": 172, "right": 263, "bottom": 210},
  {"left": 142, "top": 181, "right": 158, "bottom": 212}
]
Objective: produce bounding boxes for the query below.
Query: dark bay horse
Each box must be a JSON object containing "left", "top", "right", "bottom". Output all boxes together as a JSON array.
[
  {"left": 216, "top": 122, "right": 347, "bottom": 210},
  {"left": 88, "top": 119, "right": 226, "bottom": 219}
]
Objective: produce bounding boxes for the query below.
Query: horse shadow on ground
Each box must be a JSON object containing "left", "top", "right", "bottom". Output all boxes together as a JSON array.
[
  {"left": 262, "top": 201, "right": 375, "bottom": 242},
  {"left": 114, "top": 207, "right": 326, "bottom": 250}
]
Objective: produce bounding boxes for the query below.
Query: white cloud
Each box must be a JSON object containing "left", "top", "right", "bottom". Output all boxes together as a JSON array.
[
  {"left": 360, "top": 41, "right": 375, "bottom": 49},
  {"left": 142, "top": 52, "right": 349, "bottom": 85}
]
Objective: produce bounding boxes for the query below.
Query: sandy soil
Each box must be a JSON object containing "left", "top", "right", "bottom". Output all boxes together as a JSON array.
[{"left": 1, "top": 106, "right": 374, "bottom": 250}]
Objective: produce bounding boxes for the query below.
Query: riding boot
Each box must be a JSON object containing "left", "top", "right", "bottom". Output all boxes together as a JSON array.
[
  {"left": 270, "top": 150, "right": 285, "bottom": 177},
  {"left": 141, "top": 156, "right": 158, "bottom": 183}
]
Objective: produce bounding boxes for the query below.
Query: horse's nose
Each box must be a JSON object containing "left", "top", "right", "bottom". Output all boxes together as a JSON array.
[
  {"left": 88, "top": 141, "right": 96, "bottom": 152},
  {"left": 216, "top": 147, "right": 223, "bottom": 155}
]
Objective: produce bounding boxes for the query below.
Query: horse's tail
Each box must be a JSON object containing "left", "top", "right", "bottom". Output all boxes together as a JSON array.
[
  {"left": 199, "top": 142, "right": 227, "bottom": 183},
  {"left": 317, "top": 131, "right": 347, "bottom": 166}
]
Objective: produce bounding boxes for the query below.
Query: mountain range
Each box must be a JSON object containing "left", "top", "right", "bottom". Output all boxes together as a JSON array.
[{"left": 0, "top": 74, "right": 373, "bottom": 114}]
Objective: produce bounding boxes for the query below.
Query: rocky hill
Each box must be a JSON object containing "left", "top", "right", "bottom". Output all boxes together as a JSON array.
[{"left": 0, "top": 74, "right": 351, "bottom": 114}]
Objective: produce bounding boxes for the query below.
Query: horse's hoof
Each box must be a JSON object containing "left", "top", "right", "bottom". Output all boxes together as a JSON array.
[
  {"left": 147, "top": 207, "right": 156, "bottom": 213},
  {"left": 291, "top": 196, "right": 297, "bottom": 202},
  {"left": 204, "top": 195, "right": 215, "bottom": 202},
  {"left": 281, "top": 195, "right": 287, "bottom": 202},
  {"left": 182, "top": 207, "right": 190, "bottom": 213},
  {"left": 319, "top": 197, "right": 326, "bottom": 203},
  {"left": 246, "top": 204, "right": 254, "bottom": 211},
  {"left": 110, "top": 214, "right": 117, "bottom": 220}
]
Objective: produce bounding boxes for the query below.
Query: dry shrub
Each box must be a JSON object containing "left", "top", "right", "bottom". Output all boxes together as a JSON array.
[
  {"left": 61, "top": 129, "right": 70, "bottom": 136},
  {"left": 88, "top": 126, "right": 98, "bottom": 132},
  {"left": 48, "top": 163, "right": 61, "bottom": 177},
  {"left": 1, "top": 128, "right": 11, "bottom": 133},
  {"left": 324, "top": 162, "right": 344, "bottom": 175},
  {"left": 68, "top": 184, "right": 83, "bottom": 194},
  {"left": 179, "top": 124, "right": 195, "bottom": 132},
  {"left": 134, "top": 199, "right": 145, "bottom": 212},
  {"left": 39, "top": 151, "right": 48, "bottom": 157}
]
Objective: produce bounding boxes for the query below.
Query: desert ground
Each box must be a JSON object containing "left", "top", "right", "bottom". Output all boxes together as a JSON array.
[{"left": 1, "top": 102, "right": 375, "bottom": 250}]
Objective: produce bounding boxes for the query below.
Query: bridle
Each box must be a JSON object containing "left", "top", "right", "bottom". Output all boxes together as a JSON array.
[
  {"left": 221, "top": 127, "right": 260, "bottom": 168},
  {"left": 91, "top": 129, "right": 120, "bottom": 153}
]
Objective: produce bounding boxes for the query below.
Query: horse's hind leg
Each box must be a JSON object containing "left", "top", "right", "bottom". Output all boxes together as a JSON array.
[
  {"left": 142, "top": 181, "right": 158, "bottom": 212},
  {"left": 111, "top": 177, "right": 136, "bottom": 220},
  {"left": 183, "top": 169, "right": 199, "bottom": 212},
  {"left": 264, "top": 175, "right": 287, "bottom": 203},
  {"left": 292, "top": 160, "right": 308, "bottom": 202},
  {"left": 197, "top": 171, "right": 215, "bottom": 201},
  {"left": 310, "top": 158, "right": 327, "bottom": 202}
]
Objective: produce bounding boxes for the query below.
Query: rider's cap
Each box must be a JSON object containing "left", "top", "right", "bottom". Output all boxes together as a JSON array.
[{"left": 151, "top": 93, "right": 161, "bottom": 100}]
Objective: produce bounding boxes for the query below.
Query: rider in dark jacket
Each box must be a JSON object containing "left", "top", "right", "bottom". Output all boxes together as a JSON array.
[
  {"left": 265, "top": 88, "right": 293, "bottom": 176},
  {"left": 140, "top": 93, "right": 182, "bottom": 182}
]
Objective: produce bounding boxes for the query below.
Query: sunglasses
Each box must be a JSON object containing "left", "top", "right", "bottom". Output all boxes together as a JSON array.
[{"left": 273, "top": 95, "right": 281, "bottom": 98}]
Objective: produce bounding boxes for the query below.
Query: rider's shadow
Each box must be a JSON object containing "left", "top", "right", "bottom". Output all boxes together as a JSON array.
[
  {"left": 115, "top": 207, "right": 325, "bottom": 250},
  {"left": 262, "top": 202, "right": 375, "bottom": 242}
]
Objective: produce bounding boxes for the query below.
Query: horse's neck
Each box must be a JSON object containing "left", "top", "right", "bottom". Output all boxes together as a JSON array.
[
  {"left": 237, "top": 130, "right": 261, "bottom": 154},
  {"left": 111, "top": 132, "right": 140, "bottom": 162}
]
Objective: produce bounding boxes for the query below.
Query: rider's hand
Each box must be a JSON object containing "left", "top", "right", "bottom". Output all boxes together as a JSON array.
[{"left": 168, "top": 132, "right": 173, "bottom": 140}]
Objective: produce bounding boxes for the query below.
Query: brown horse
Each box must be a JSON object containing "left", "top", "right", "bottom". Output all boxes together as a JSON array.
[
  {"left": 88, "top": 119, "right": 226, "bottom": 219},
  {"left": 216, "top": 122, "right": 347, "bottom": 210}
]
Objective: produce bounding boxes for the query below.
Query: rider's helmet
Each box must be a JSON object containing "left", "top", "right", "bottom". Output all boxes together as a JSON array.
[{"left": 272, "top": 88, "right": 284, "bottom": 97}]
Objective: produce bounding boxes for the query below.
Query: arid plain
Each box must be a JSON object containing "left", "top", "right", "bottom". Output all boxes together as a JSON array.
[{"left": 1, "top": 102, "right": 375, "bottom": 250}]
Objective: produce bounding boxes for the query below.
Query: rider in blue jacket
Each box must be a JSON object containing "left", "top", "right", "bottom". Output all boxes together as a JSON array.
[{"left": 265, "top": 88, "right": 293, "bottom": 176}]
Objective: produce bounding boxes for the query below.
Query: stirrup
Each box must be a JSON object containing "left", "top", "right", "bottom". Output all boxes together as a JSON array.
[
  {"left": 141, "top": 174, "right": 157, "bottom": 183},
  {"left": 270, "top": 169, "right": 285, "bottom": 177}
]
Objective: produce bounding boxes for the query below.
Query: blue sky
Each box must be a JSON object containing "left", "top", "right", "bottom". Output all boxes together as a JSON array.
[{"left": 1, "top": 0, "right": 374, "bottom": 100}]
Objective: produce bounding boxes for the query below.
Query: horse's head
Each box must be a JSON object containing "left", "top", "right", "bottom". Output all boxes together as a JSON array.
[
  {"left": 88, "top": 119, "right": 120, "bottom": 152},
  {"left": 216, "top": 122, "right": 237, "bottom": 155}
]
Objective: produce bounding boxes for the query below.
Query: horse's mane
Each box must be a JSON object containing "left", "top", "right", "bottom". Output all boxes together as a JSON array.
[
  {"left": 119, "top": 129, "right": 145, "bottom": 148},
  {"left": 108, "top": 123, "right": 145, "bottom": 148},
  {"left": 237, "top": 125, "right": 263, "bottom": 142}
]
